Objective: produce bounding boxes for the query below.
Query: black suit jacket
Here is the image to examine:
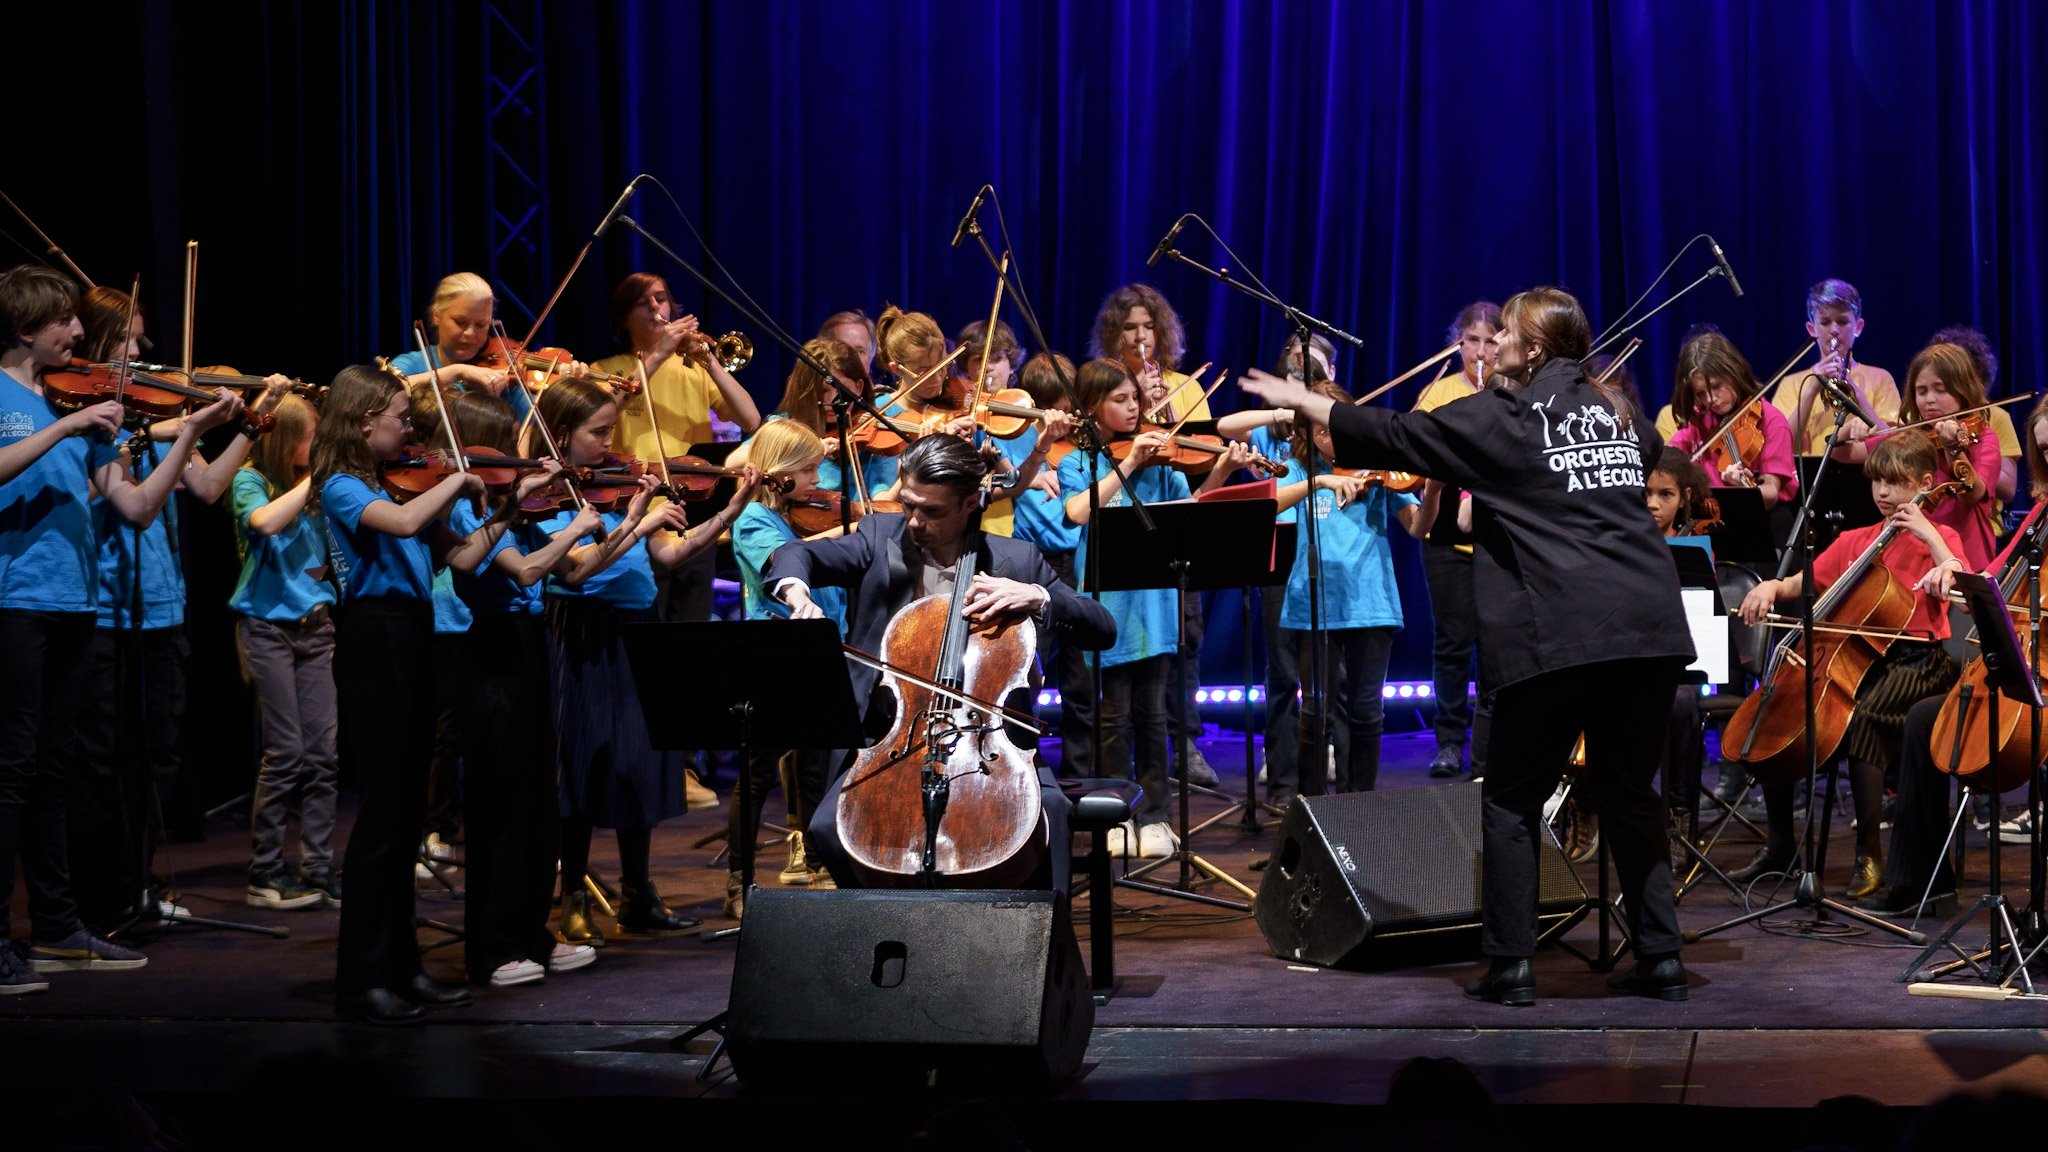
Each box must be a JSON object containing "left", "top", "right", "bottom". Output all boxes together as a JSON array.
[{"left": 765, "top": 513, "right": 1117, "bottom": 709}]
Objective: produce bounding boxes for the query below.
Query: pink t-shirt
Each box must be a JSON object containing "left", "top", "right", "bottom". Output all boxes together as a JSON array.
[
  {"left": 1812, "top": 520, "right": 1968, "bottom": 641},
  {"left": 1867, "top": 427, "right": 2002, "bottom": 571},
  {"left": 1668, "top": 403, "right": 1799, "bottom": 502}
]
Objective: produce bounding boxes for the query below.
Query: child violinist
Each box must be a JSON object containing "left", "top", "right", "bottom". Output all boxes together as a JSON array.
[
  {"left": 1270, "top": 380, "right": 1432, "bottom": 797},
  {"left": 726, "top": 418, "right": 847, "bottom": 915},
  {"left": 1666, "top": 333, "right": 1797, "bottom": 513},
  {"left": 1735, "top": 434, "right": 1966, "bottom": 899},
  {"left": 439, "top": 390, "right": 604, "bottom": 988},
  {"left": 1059, "top": 358, "right": 1248, "bottom": 858},
  {"left": 68, "top": 286, "right": 292, "bottom": 930},
  {"left": 1646, "top": 447, "right": 1721, "bottom": 546},
  {"left": 313, "top": 361, "right": 552, "bottom": 1025},
  {"left": 0, "top": 264, "right": 205, "bottom": 991},
  {"left": 732, "top": 336, "right": 890, "bottom": 503},
  {"left": 229, "top": 394, "right": 343, "bottom": 912},
  {"left": 529, "top": 377, "right": 757, "bottom": 945},
  {"left": 1008, "top": 353, "right": 1096, "bottom": 778},
  {"left": 388, "top": 272, "right": 590, "bottom": 424},
  {"left": 1857, "top": 343, "right": 2000, "bottom": 572}
]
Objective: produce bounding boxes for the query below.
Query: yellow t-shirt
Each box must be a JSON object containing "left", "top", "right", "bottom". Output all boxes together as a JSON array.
[
  {"left": 1654, "top": 404, "right": 1678, "bottom": 441},
  {"left": 592, "top": 352, "right": 734, "bottom": 460},
  {"left": 1157, "top": 369, "right": 1214, "bottom": 422},
  {"left": 1412, "top": 374, "right": 1484, "bottom": 414},
  {"left": 1766, "top": 361, "right": 1900, "bottom": 454}
]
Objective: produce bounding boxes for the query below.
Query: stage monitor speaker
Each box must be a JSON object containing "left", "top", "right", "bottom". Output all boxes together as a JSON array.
[
  {"left": 1254, "top": 781, "right": 1587, "bottom": 968},
  {"left": 726, "top": 888, "right": 1094, "bottom": 1088}
]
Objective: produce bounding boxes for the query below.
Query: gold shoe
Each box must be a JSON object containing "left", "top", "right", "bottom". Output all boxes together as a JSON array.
[
  {"left": 1846, "top": 854, "right": 1882, "bottom": 900},
  {"left": 557, "top": 888, "right": 605, "bottom": 948},
  {"left": 684, "top": 770, "right": 720, "bottom": 812}
]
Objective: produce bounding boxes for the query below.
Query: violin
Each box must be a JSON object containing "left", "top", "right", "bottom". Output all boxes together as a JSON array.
[
  {"left": 1927, "top": 413, "right": 1987, "bottom": 492},
  {"left": 1333, "top": 466, "right": 1426, "bottom": 494},
  {"left": 472, "top": 336, "right": 640, "bottom": 393},
  {"left": 111, "top": 361, "right": 322, "bottom": 401},
  {"left": 1110, "top": 424, "right": 1284, "bottom": 478},
  {"left": 1723, "top": 482, "right": 1966, "bottom": 784},
  {"left": 1685, "top": 494, "right": 1725, "bottom": 536},
  {"left": 43, "top": 359, "right": 274, "bottom": 438},
  {"left": 660, "top": 454, "right": 792, "bottom": 501},
  {"left": 1710, "top": 406, "right": 1766, "bottom": 488},
  {"left": 833, "top": 551, "right": 1045, "bottom": 887},
  {"left": 1928, "top": 508, "right": 2048, "bottom": 792},
  {"left": 783, "top": 488, "right": 904, "bottom": 537}
]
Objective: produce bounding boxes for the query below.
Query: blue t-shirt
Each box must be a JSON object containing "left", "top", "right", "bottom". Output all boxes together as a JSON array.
[
  {"left": 450, "top": 499, "right": 544, "bottom": 616},
  {"left": 1278, "top": 459, "right": 1416, "bottom": 631},
  {"left": 1059, "top": 451, "right": 1187, "bottom": 668},
  {"left": 0, "top": 375, "right": 122, "bottom": 612},
  {"left": 1249, "top": 425, "right": 1297, "bottom": 526},
  {"left": 227, "top": 468, "right": 336, "bottom": 624},
  {"left": 430, "top": 564, "right": 472, "bottom": 633},
  {"left": 732, "top": 502, "right": 846, "bottom": 632},
  {"left": 537, "top": 507, "right": 655, "bottom": 609},
  {"left": 389, "top": 346, "right": 532, "bottom": 424},
  {"left": 1010, "top": 441, "right": 1080, "bottom": 555},
  {"left": 93, "top": 443, "right": 186, "bottom": 630},
  {"left": 321, "top": 473, "right": 434, "bottom": 601}
]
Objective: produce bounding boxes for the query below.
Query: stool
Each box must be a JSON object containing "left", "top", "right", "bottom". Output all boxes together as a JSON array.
[{"left": 1061, "top": 777, "right": 1141, "bottom": 1003}]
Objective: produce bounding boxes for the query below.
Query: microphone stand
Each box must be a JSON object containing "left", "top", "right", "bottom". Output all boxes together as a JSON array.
[
  {"left": 959, "top": 203, "right": 1150, "bottom": 781},
  {"left": 1586, "top": 263, "right": 1734, "bottom": 360},
  {"left": 1155, "top": 239, "right": 1359, "bottom": 808}
]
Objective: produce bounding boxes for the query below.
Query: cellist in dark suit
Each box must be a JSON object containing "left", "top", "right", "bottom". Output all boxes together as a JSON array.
[{"left": 769, "top": 435, "right": 1118, "bottom": 894}]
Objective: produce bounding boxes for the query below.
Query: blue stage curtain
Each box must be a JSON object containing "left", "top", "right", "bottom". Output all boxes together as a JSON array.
[{"left": 19, "top": 0, "right": 2048, "bottom": 688}]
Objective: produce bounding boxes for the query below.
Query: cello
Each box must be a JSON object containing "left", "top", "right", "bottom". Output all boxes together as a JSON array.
[
  {"left": 833, "top": 552, "right": 1045, "bottom": 887},
  {"left": 1722, "top": 481, "right": 1966, "bottom": 784},
  {"left": 1928, "top": 509, "right": 2048, "bottom": 792}
]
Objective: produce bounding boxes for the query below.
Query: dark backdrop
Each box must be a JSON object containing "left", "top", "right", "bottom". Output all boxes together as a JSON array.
[{"left": 11, "top": 1, "right": 2047, "bottom": 797}]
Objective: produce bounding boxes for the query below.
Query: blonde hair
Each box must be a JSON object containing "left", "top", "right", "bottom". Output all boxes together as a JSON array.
[
  {"left": 426, "top": 272, "right": 494, "bottom": 324},
  {"left": 1897, "top": 342, "right": 1988, "bottom": 426},
  {"left": 875, "top": 305, "right": 946, "bottom": 375},
  {"left": 243, "top": 394, "right": 318, "bottom": 496},
  {"left": 746, "top": 419, "right": 825, "bottom": 514}
]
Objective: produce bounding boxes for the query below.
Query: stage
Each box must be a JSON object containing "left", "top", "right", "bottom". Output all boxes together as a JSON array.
[{"left": 7, "top": 732, "right": 2048, "bottom": 1145}]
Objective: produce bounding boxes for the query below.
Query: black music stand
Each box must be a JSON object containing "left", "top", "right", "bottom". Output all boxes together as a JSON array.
[
  {"left": 626, "top": 619, "right": 865, "bottom": 1077},
  {"left": 1094, "top": 498, "right": 1279, "bottom": 911},
  {"left": 1218, "top": 521, "right": 1297, "bottom": 835},
  {"left": 1706, "top": 487, "right": 1778, "bottom": 566},
  {"left": 1796, "top": 455, "right": 1882, "bottom": 534},
  {"left": 1902, "top": 572, "right": 2043, "bottom": 989}
]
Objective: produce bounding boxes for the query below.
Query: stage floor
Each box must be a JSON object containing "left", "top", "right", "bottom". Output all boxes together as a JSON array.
[{"left": 7, "top": 731, "right": 2048, "bottom": 1126}]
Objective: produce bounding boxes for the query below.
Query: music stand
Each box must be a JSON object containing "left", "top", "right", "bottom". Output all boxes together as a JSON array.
[
  {"left": 1902, "top": 572, "right": 2043, "bottom": 990},
  {"left": 627, "top": 619, "right": 865, "bottom": 1076},
  {"left": 1217, "top": 520, "right": 1297, "bottom": 835},
  {"left": 1706, "top": 487, "right": 1778, "bottom": 566},
  {"left": 1796, "top": 455, "right": 1881, "bottom": 534},
  {"left": 1094, "top": 498, "right": 1279, "bottom": 911}
]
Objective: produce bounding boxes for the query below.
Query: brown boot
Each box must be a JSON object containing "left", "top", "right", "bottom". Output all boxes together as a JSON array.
[
  {"left": 557, "top": 888, "right": 604, "bottom": 948},
  {"left": 722, "top": 873, "right": 745, "bottom": 921}
]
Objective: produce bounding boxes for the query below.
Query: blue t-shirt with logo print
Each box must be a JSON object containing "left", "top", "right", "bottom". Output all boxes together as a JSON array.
[{"left": 0, "top": 374, "right": 123, "bottom": 613}]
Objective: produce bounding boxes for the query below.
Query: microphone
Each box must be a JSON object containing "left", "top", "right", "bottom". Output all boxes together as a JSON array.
[
  {"left": 592, "top": 176, "right": 644, "bottom": 241},
  {"left": 1707, "top": 235, "right": 1744, "bottom": 298},
  {"left": 1146, "top": 216, "right": 1187, "bottom": 267},
  {"left": 951, "top": 185, "right": 990, "bottom": 248}
]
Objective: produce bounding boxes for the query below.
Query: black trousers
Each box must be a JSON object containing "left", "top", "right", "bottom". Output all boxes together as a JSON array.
[
  {"left": 1044, "top": 553, "right": 1096, "bottom": 780},
  {"left": 334, "top": 598, "right": 437, "bottom": 996},
  {"left": 1261, "top": 584, "right": 1355, "bottom": 805},
  {"left": 0, "top": 610, "right": 95, "bottom": 942},
  {"left": 423, "top": 633, "right": 464, "bottom": 840},
  {"left": 1421, "top": 541, "right": 1493, "bottom": 768},
  {"left": 1481, "top": 658, "right": 1683, "bottom": 958},
  {"left": 729, "top": 746, "right": 832, "bottom": 876},
  {"left": 461, "top": 612, "right": 561, "bottom": 979},
  {"left": 70, "top": 626, "right": 187, "bottom": 932},
  {"left": 1882, "top": 696, "right": 1960, "bottom": 894}
]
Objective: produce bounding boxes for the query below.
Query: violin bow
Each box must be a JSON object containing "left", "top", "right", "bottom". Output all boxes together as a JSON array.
[
  {"left": 1876, "top": 395, "right": 2033, "bottom": 438},
  {"left": 1593, "top": 337, "right": 1641, "bottom": 386},
  {"left": 180, "top": 241, "right": 197, "bottom": 382},
  {"left": 1355, "top": 340, "right": 1460, "bottom": 407},
  {"left": 634, "top": 354, "right": 679, "bottom": 498},
  {"left": 838, "top": 644, "right": 1044, "bottom": 736},
  {"left": 1164, "top": 371, "right": 1229, "bottom": 439},
  {"left": 114, "top": 274, "right": 141, "bottom": 421},
  {"left": 897, "top": 343, "right": 969, "bottom": 398},
  {"left": 411, "top": 321, "right": 467, "bottom": 477},
  {"left": 1142, "top": 361, "right": 1213, "bottom": 423}
]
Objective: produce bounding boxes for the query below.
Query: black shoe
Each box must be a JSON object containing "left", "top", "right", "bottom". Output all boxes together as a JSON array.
[
  {"left": 1726, "top": 846, "right": 1796, "bottom": 885},
  {"left": 1463, "top": 957, "right": 1535, "bottom": 1007},
  {"left": 1428, "top": 746, "right": 1464, "bottom": 779},
  {"left": 338, "top": 988, "right": 426, "bottom": 1026},
  {"left": 1855, "top": 885, "right": 1956, "bottom": 917},
  {"left": 616, "top": 882, "right": 701, "bottom": 935},
  {"left": 1606, "top": 952, "right": 1688, "bottom": 1001},
  {"left": 399, "top": 973, "right": 472, "bottom": 1008}
]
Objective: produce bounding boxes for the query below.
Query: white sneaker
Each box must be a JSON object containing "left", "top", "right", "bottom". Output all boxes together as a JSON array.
[
  {"left": 491, "top": 959, "right": 545, "bottom": 987},
  {"left": 779, "top": 832, "right": 811, "bottom": 885},
  {"left": 1105, "top": 821, "right": 1136, "bottom": 856},
  {"left": 1996, "top": 806, "right": 2037, "bottom": 843},
  {"left": 1134, "top": 821, "right": 1179, "bottom": 859},
  {"left": 546, "top": 943, "right": 596, "bottom": 974}
]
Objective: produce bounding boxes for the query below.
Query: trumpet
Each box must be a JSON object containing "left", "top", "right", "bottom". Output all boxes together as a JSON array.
[{"left": 684, "top": 330, "right": 752, "bottom": 372}]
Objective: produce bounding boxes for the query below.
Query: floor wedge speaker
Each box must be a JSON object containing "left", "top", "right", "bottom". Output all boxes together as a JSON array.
[
  {"left": 726, "top": 888, "right": 1094, "bottom": 1088},
  {"left": 1254, "top": 782, "right": 1587, "bottom": 968}
]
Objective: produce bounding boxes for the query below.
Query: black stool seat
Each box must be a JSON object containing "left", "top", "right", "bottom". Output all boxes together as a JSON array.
[{"left": 1059, "top": 778, "right": 1141, "bottom": 1002}]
